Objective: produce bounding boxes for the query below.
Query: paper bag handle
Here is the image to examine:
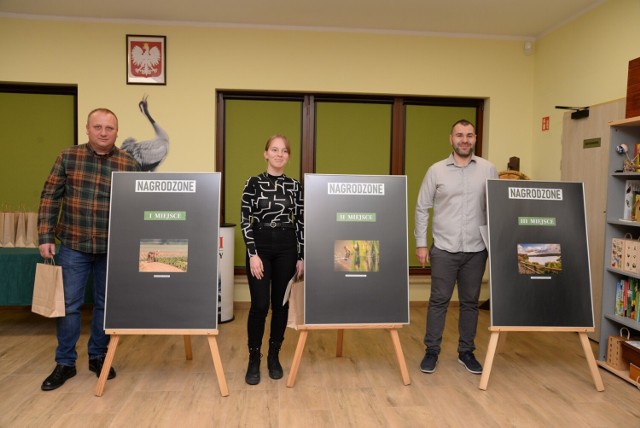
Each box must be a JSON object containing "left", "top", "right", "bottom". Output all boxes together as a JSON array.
[
  {"left": 42, "top": 257, "right": 56, "bottom": 266},
  {"left": 620, "top": 327, "right": 630, "bottom": 340}
]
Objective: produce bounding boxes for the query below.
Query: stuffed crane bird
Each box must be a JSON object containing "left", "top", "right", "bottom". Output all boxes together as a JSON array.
[{"left": 121, "top": 95, "right": 169, "bottom": 171}]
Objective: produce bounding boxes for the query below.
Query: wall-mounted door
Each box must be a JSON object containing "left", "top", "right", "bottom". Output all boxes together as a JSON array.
[{"left": 560, "top": 98, "right": 625, "bottom": 340}]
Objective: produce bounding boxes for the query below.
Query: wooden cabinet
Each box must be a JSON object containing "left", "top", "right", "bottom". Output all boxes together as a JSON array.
[{"left": 598, "top": 116, "right": 640, "bottom": 385}]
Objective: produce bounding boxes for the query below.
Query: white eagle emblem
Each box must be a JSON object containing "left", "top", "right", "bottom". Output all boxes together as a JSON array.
[{"left": 131, "top": 42, "right": 161, "bottom": 77}]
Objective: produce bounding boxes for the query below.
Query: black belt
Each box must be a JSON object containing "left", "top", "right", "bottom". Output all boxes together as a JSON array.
[{"left": 253, "top": 221, "right": 295, "bottom": 229}]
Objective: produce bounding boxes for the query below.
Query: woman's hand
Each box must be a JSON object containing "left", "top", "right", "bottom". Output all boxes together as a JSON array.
[
  {"left": 249, "top": 255, "right": 264, "bottom": 279},
  {"left": 295, "top": 259, "right": 304, "bottom": 279}
]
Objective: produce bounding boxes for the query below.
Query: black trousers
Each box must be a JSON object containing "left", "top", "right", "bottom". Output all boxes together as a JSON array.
[{"left": 246, "top": 227, "right": 298, "bottom": 348}]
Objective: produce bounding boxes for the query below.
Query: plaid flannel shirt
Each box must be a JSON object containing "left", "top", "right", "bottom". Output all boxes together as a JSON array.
[{"left": 38, "top": 143, "right": 140, "bottom": 254}]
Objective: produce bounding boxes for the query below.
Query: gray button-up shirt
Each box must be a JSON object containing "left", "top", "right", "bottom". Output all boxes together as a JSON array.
[{"left": 414, "top": 153, "right": 497, "bottom": 253}]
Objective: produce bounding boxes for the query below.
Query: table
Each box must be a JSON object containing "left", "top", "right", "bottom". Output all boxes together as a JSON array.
[
  {"left": 0, "top": 247, "right": 92, "bottom": 306},
  {"left": 0, "top": 248, "right": 42, "bottom": 305}
]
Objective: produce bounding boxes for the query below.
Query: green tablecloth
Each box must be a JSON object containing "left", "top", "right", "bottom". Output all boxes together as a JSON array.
[
  {"left": 0, "top": 248, "right": 42, "bottom": 305},
  {"left": 0, "top": 247, "right": 93, "bottom": 306}
]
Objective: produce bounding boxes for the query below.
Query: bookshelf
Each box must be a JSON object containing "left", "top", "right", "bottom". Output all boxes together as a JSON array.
[{"left": 598, "top": 116, "right": 640, "bottom": 385}]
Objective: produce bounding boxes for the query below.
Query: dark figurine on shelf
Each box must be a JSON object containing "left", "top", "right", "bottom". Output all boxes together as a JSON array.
[{"left": 617, "top": 143, "right": 640, "bottom": 172}]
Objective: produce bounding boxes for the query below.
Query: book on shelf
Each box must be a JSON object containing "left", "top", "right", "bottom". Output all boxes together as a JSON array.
[
  {"left": 624, "top": 278, "right": 630, "bottom": 317},
  {"left": 631, "top": 279, "right": 639, "bottom": 320},
  {"left": 615, "top": 277, "right": 640, "bottom": 322},
  {"left": 616, "top": 279, "right": 624, "bottom": 316},
  {"left": 623, "top": 180, "right": 640, "bottom": 221}
]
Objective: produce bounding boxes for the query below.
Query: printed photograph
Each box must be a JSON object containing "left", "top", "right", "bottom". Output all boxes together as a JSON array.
[
  {"left": 334, "top": 240, "right": 380, "bottom": 272},
  {"left": 517, "top": 243, "right": 562, "bottom": 275},
  {"left": 139, "top": 239, "right": 188, "bottom": 273}
]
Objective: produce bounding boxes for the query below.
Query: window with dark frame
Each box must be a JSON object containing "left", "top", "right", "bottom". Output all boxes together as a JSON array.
[{"left": 216, "top": 91, "right": 484, "bottom": 273}]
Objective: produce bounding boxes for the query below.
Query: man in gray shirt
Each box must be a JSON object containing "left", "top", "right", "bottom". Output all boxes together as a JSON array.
[{"left": 414, "top": 119, "right": 497, "bottom": 375}]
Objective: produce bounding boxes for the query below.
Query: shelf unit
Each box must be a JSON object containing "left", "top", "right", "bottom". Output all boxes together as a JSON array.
[{"left": 598, "top": 116, "right": 640, "bottom": 385}]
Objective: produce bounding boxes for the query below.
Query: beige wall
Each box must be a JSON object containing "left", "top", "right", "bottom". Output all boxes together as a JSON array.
[
  {"left": 6, "top": 2, "right": 637, "bottom": 183},
  {"left": 2, "top": 0, "right": 640, "bottom": 302},
  {"left": 533, "top": 0, "right": 640, "bottom": 180},
  {"left": 0, "top": 18, "right": 533, "bottom": 175},
  {"left": 4, "top": 5, "right": 638, "bottom": 180}
]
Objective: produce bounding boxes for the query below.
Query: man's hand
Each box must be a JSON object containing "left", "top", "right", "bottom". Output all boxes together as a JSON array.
[
  {"left": 39, "top": 243, "right": 56, "bottom": 259},
  {"left": 416, "top": 247, "right": 429, "bottom": 268}
]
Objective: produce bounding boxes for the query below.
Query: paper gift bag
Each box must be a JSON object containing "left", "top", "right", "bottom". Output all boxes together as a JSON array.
[
  {"left": 14, "top": 211, "right": 26, "bottom": 247},
  {"left": 624, "top": 235, "right": 640, "bottom": 274},
  {"left": 607, "top": 327, "right": 630, "bottom": 370},
  {"left": 25, "top": 212, "right": 38, "bottom": 248},
  {"left": 1, "top": 212, "right": 16, "bottom": 248},
  {"left": 286, "top": 275, "right": 304, "bottom": 330},
  {"left": 611, "top": 234, "right": 631, "bottom": 270},
  {"left": 31, "top": 258, "right": 65, "bottom": 318},
  {"left": 630, "top": 363, "right": 640, "bottom": 385}
]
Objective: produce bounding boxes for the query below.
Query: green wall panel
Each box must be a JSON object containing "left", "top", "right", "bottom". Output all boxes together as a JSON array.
[
  {"left": 315, "top": 102, "right": 392, "bottom": 174},
  {"left": 222, "top": 98, "right": 477, "bottom": 269},
  {"left": 0, "top": 93, "right": 75, "bottom": 211},
  {"left": 405, "top": 105, "right": 477, "bottom": 267},
  {"left": 224, "top": 99, "right": 302, "bottom": 268}
]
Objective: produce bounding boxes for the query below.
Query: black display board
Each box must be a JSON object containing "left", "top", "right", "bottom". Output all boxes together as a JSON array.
[
  {"left": 304, "top": 174, "right": 409, "bottom": 325},
  {"left": 486, "top": 180, "right": 594, "bottom": 327},
  {"left": 105, "top": 172, "right": 220, "bottom": 330}
]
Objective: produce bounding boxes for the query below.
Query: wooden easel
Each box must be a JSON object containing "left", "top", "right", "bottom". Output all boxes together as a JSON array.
[
  {"left": 286, "top": 324, "right": 410, "bottom": 387},
  {"left": 94, "top": 329, "right": 229, "bottom": 397},
  {"left": 479, "top": 326, "right": 604, "bottom": 392}
]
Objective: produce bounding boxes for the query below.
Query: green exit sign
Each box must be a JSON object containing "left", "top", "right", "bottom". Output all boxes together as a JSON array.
[{"left": 583, "top": 138, "right": 601, "bottom": 149}]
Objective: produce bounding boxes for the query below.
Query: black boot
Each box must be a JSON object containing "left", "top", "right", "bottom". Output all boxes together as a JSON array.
[
  {"left": 267, "top": 340, "right": 283, "bottom": 380},
  {"left": 245, "top": 347, "right": 261, "bottom": 385}
]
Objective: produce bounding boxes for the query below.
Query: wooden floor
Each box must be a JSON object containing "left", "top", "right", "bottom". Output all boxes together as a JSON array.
[{"left": 1, "top": 304, "right": 638, "bottom": 428}]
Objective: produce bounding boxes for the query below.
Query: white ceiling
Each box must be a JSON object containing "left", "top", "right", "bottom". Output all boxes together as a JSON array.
[{"left": 0, "top": 0, "right": 606, "bottom": 40}]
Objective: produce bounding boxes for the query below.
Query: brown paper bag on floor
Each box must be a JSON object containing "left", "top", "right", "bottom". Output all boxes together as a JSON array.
[
  {"left": 286, "top": 275, "right": 304, "bottom": 330},
  {"left": 31, "top": 258, "right": 65, "bottom": 318},
  {"left": 14, "top": 211, "right": 26, "bottom": 247}
]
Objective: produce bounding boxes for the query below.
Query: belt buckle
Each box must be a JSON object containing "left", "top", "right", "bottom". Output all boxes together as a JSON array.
[{"left": 269, "top": 220, "right": 277, "bottom": 228}]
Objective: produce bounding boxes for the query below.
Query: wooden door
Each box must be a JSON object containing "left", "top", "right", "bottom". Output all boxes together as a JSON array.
[{"left": 560, "top": 98, "right": 625, "bottom": 340}]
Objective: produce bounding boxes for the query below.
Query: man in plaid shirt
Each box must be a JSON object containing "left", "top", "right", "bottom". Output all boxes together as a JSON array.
[{"left": 38, "top": 108, "right": 140, "bottom": 391}]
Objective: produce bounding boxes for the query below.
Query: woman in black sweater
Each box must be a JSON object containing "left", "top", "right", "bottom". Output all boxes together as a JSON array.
[{"left": 240, "top": 134, "right": 304, "bottom": 385}]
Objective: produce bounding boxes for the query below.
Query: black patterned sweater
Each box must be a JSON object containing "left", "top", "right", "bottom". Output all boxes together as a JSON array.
[{"left": 240, "top": 172, "right": 304, "bottom": 259}]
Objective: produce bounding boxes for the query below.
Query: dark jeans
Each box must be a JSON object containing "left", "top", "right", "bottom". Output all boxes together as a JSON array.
[
  {"left": 424, "top": 246, "right": 487, "bottom": 354},
  {"left": 55, "top": 245, "right": 109, "bottom": 366},
  {"left": 246, "top": 227, "right": 298, "bottom": 349}
]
